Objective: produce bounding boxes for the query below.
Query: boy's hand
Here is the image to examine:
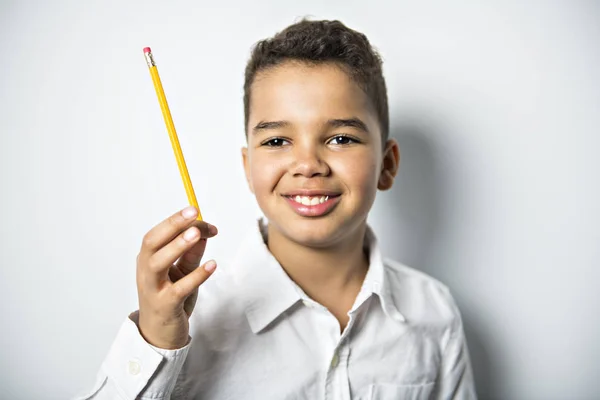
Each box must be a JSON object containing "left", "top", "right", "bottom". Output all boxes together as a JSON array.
[{"left": 136, "top": 206, "right": 218, "bottom": 349}]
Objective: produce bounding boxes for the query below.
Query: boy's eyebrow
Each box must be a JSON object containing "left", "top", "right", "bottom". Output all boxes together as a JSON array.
[
  {"left": 252, "top": 120, "right": 291, "bottom": 134},
  {"left": 252, "top": 118, "right": 369, "bottom": 134},
  {"left": 326, "top": 118, "right": 369, "bottom": 133}
]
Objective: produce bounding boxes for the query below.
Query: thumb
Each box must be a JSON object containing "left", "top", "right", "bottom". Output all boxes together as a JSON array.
[{"left": 191, "top": 220, "right": 218, "bottom": 238}]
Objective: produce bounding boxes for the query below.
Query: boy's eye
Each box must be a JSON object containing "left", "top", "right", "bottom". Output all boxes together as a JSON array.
[
  {"left": 262, "top": 138, "right": 289, "bottom": 147},
  {"left": 328, "top": 135, "right": 358, "bottom": 145}
]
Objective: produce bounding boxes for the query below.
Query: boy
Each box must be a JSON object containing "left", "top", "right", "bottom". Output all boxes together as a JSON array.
[{"left": 78, "top": 19, "right": 476, "bottom": 399}]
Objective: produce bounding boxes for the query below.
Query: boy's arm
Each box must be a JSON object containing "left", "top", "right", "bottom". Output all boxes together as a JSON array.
[
  {"left": 432, "top": 287, "right": 478, "bottom": 399},
  {"left": 73, "top": 311, "right": 191, "bottom": 400},
  {"left": 434, "top": 322, "right": 477, "bottom": 399}
]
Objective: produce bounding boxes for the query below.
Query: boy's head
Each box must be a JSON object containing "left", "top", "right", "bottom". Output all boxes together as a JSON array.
[
  {"left": 241, "top": 19, "right": 399, "bottom": 247},
  {"left": 243, "top": 18, "right": 389, "bottom": 144}
]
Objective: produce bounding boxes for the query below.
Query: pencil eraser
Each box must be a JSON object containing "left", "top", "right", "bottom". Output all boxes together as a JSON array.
[{"left": 143, "top": 47, "right": 151, "bottom": 53}]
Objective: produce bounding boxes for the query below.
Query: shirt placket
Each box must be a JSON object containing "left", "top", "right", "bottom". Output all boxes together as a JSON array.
[{"left": 324, "top": 313, "right": 356, "bottom": 400}]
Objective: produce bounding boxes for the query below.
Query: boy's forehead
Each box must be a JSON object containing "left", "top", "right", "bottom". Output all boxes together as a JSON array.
[{"left": 249, "top": 62, "right": 377, "bottom": 128}]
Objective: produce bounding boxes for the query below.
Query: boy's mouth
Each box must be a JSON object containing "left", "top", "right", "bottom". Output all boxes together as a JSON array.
[
  {"left": 289, "top": 195, "right": 331, "bottom": 206},
  {"left": 281, "top": 192, "right": 341, "bottom": 217}
]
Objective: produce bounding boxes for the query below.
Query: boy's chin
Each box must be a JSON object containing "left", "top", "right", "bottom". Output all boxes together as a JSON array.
[{"left": 269, "top": 217, "right": 356, "bottom": 249}]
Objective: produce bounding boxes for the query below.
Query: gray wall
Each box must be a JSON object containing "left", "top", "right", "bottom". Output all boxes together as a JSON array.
[{"left": 0, "top": 1, "right": 598, "bottom": 399}]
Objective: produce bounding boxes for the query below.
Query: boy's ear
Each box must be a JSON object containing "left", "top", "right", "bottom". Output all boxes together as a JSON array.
[
  {"left": 241, "top": 147, "right": 254, "bottom": 193},
  {"left": 378, "top": 139, "right": 400, "bottom": 191}
]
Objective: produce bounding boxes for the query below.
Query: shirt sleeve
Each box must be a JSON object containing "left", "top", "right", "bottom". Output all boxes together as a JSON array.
[
  {"left": 433, "top": 289, "right": 478, "bottom": 399},
  {"left": 72, "top": 311, "right": 191, "bottom": 400}
]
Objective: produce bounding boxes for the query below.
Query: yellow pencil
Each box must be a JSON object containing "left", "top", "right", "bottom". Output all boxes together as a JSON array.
[{"left": 143, "top": 47, "right": 202, "bottom": 221}]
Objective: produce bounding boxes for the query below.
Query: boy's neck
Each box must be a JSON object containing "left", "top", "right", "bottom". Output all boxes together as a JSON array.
[{"left": 265, "top": 221, "right": 369, "bottom": 316}]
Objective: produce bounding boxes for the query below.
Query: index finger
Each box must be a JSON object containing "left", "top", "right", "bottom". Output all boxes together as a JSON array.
[{"left": 140, "top": 207, "right": 217, "bottom": 256}]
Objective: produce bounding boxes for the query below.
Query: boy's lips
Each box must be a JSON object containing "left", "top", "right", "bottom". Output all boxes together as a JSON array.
[
  {"left": 282, "top": 192, "right": 341, "bottom": 217},
  {"left": 282, "top": 189, "right": 341, "bottom": 197}
]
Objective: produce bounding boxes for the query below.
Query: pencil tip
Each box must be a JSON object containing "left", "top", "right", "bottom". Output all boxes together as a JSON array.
[{"left": 143, "top": 47, "right": 151, "bottom": 54}]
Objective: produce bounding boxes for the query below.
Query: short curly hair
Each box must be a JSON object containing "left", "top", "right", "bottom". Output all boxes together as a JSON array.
[{"left": 243, "top": 18, "right": 389, "bottom": 144}]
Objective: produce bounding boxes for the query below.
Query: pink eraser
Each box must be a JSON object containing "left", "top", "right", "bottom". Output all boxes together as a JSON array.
[{"left": 143, "top": 47, "right": 151, "bottom": 53}]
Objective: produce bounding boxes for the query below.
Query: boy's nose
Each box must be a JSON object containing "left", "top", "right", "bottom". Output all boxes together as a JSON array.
[{"left": 291, "top": 146, "right": 330, "bottom": 178}]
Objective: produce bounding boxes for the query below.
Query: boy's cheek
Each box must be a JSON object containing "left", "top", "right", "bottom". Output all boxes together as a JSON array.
[
  {"left": 334, "top": 155, "right": 379, "bottom": 184},
  {"left": 241, "top": 148, "right": 254, "bottom": 193},
  {"left": 248, "top": 167, "right": 275, "bottom": 198},
  {"left": 353, "top": 163, "right": 382, "bottom": 202}
]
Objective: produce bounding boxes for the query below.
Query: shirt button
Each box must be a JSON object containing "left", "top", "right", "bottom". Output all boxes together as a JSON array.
[
  {"left": 128, "top": 360, "right": 141, "bottom": 375},
  {"left": 330, "top": 352, "right": 339, "bottom": 368},
  {"left": 302, "top": 300, "right": 313, "bottom": 308}
]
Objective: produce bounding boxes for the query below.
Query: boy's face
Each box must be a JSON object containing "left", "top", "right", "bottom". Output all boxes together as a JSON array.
[{"left": 242, "top": 61, "right": 399, "bottom": 247}]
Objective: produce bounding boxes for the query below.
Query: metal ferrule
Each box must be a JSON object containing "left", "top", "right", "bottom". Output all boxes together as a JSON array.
[{"left": 144, "top": 52, "right": 156, "bottom": 67}]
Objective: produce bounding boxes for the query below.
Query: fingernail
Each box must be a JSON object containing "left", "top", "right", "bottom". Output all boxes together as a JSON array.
[
  {"left": 182, "top": 206, "right": 198, "bottom": 219},
  {"left": 204, "top": 260, "right": 216, "bottom": 272},
  {"left": 208, "top": 224, "right": 218, "bottom": 235},
  {"left": 183, "top": 227, "right": 199, "bottom": 241}
]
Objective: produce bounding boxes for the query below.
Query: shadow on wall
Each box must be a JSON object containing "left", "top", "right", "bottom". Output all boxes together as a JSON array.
[{"left": 378, "top": 119, "right": 494, "bottom": 399}]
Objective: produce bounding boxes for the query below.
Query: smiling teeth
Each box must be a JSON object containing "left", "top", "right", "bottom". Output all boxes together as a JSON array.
[{"left": 293, "top": 195, "right": 329, "bottom": 205}]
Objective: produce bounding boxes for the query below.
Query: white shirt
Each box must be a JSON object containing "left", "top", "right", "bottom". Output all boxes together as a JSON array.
[{"left": 75, "top": 220, "right": 476, "bottom": 399}]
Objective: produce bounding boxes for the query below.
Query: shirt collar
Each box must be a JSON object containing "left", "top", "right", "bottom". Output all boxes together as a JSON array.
[
  {"left": 229, "top": 219, "right": 302, "bottom": 333},
  {"left": 359, "top": 226, "right": 406, "bottom": 323},
  {"left": 229, "top": 219, "right": 405, "bottom": 334}
]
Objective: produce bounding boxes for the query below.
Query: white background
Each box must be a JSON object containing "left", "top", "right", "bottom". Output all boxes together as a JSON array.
[{"left": 1, "top": 1, "right": 598, "bottom": 399}]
